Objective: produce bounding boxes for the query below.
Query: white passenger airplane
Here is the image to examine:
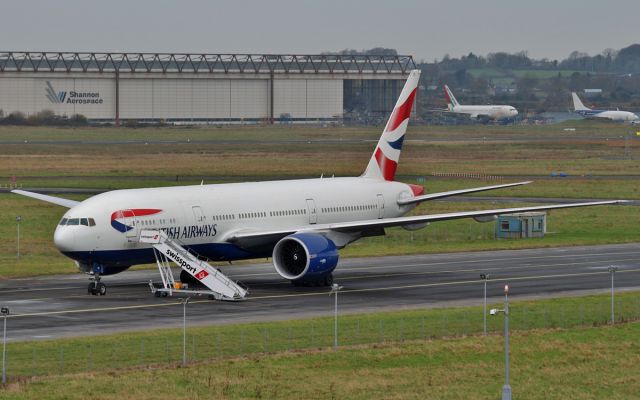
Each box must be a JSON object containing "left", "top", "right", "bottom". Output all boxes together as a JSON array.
[
  {"left": 444, "top": 84, "right": 518, "bottom": 121},
  {"left": 13, "top": 70, "right": 622, "bottom": 297},
  {"left": 571, "top": 92, "right": 639, "bottom": 122}
]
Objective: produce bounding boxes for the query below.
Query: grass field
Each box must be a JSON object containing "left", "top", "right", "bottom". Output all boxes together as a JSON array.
[
  {"left": 0, "top": 124, "right": 638, "bottom": 398},
  {"left": 4, "top": 324, "right": 636, "bottom": 399},
  {"left": 1, "top": 291, "right": 639, "bottom": 399},
  {"left": 1, "top": 122, "right": 639, "bottom": 180}
]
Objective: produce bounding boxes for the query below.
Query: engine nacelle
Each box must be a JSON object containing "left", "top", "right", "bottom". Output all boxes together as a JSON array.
[
  {"left": 402, "top": 222, "right": 429, "bottom": 231},
  {"left": 272, "top": 233, "right": 339, "bottom": 281},
  {"left": 473, "top": 215, "right": 497, "bottom": 223}
]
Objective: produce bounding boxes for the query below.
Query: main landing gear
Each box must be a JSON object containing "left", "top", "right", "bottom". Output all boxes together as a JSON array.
[
  {"left": 292, "top": 272, "right": 334, "bottom": 287},
  {"left": 88, "top": 275, "right": 107, "bottom": 296}
]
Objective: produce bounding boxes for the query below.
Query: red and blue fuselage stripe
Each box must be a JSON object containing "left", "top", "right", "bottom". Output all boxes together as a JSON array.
[{"left": 110, "top": 208, "right": 162, "bottom": 232}]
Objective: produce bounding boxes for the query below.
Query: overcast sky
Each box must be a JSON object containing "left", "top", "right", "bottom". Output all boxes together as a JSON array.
[{"left": 3, "top": 0, "right": 639, "bottom": 62}]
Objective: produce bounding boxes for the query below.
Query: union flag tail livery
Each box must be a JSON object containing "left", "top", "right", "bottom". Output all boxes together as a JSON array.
[{"left": 363, "top": 69, "right": 420, "bottom": 181}]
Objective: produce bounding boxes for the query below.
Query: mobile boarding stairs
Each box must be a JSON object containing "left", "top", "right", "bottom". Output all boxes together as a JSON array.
[{"left": 138, "top": 230, "right": 248, "bottom": 301}]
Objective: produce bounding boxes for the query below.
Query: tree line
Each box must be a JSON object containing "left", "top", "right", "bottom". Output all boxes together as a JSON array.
[
  {"left": 431, "top": 44, "right": 640, "bottom": 73},
  {"left": 0, "top": 109, "right": 88, "bottom": 126}
]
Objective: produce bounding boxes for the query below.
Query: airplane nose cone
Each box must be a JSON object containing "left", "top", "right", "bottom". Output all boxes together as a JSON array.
[{"left": 54, "top": 227, "right": 76, "bottom": 252}]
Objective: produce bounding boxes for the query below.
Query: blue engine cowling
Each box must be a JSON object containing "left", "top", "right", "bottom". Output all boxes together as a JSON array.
[{"left": 272, "top": 233, "right": 339, "bottom": 281}]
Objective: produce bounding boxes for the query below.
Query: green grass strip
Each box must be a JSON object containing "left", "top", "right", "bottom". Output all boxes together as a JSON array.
[{"left": 2, "top": 291, "right": 639, "bottom": 381}]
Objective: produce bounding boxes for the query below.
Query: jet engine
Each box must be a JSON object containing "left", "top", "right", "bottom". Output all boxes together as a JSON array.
[{"left": 272, "top": 233, "right": 339, "bottom": 285}]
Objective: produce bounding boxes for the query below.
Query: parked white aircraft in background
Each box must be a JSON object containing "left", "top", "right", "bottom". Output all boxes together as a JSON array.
[
  {"left": 13, "top": 70, "right": 622, "bottom": 297},
  {"left": 443, "top": 84, "right": 518, "bottom": 121},
  {"left": 571, "top": 92, "right": 639, "bottom": 122}
]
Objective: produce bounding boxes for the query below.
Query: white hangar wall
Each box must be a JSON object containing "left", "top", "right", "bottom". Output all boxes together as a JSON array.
[
  {"left": 0, "top": 76, "right": 115, "bottom": 119},
  {"left": 0, "top": 75, "right": 343, "bottom": 122}
]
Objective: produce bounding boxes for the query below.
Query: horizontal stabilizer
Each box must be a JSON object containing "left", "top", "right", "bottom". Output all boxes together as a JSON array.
[{"left": 397, "top": 181, "right": 532, "bottom": 205}]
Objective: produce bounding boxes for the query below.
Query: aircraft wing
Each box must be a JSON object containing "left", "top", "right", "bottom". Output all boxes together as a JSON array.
[
  {"left": 398, "top": 181, "right": 532, "bottom": 205},
  {"left": 423, "top": 108, "right": 450, "bottom": 113},
  {"left": 11, "top": 189, "right": 80, "bottom": 208},
  {"left": 226, "top": 200, "right": 624, "bottom": 245}
]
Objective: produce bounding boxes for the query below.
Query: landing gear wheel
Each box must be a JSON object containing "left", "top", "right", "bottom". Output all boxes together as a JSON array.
[
  {"left": 323, "top": 273, "right": 334, "bottom": 286},
  {"left": 97, "top": 282, "right": 107, "bottom": 296},
  {"left": 291, "top": 273, "right": 334, "bottom": 287},
  {"left": 88, "top": 274, "right": 106, "bottom": 296}
]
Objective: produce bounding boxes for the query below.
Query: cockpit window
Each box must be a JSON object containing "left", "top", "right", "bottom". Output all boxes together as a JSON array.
[{"left": 59, "top": 217, "right": 96, "bottom": 227}]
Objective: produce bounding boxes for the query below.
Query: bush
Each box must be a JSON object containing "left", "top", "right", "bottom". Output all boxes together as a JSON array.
[
  {"left": 0, "top": 110, "right": 88, "bottom": 126},
  {"left": 27, "top": 109, "right": 57, "bottom": 125},
  {"left": 124, "top": 119, "right": 140, "bottom": 128},
  {"left": 2, "top": 111, "right": 27, "bottom": 125},
  {"left": 70, "top": 114, "right": 88, "bottom": 125}
]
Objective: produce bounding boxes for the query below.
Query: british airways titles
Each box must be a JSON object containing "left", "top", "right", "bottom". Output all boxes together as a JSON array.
[{"left": 161, "top": 224, "right": 218, "bottom": 240}]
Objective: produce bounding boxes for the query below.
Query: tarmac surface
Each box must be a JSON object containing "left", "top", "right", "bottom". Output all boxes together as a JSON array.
[{"left": 1, "top": 243, "right": 639, "bottom": 342}]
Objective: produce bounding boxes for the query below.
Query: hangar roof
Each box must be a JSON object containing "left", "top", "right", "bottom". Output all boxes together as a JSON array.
[{"left": 0, "top": 52, "right": 416, "bottom": 75}]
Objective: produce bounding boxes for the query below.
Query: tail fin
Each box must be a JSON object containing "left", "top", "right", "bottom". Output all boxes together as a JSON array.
[
  {"left": 443, "top": 84, "right": 459, "bottom": 110},
  {"left": 362, "top": 69, "right": 420, "bottom": 181},
  {"left": 572, "top": 92, "right": 590, "bottom": 111}
]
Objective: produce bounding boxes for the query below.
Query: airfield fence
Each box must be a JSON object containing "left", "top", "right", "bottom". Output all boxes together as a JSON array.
[{"left": 3, "top": 291, "right": 640, "bottom": 379}]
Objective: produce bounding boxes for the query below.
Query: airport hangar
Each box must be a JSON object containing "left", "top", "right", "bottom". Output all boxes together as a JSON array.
[{"left": 0, "top": 52, "right": 416, "bottom": 124}]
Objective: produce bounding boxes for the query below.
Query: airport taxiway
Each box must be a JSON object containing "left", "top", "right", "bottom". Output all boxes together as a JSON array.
[{"left": 0, "top": 243, "right": 638, "bottom": 341}]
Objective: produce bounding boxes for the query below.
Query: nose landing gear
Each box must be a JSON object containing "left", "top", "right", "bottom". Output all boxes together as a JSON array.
[{"left": 88, "top": 275, "right": 107, "bottom": 296}]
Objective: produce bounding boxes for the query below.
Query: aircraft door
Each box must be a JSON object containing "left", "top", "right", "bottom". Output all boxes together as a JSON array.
[
  {"left": 123, "top": 209, "right": 138, "bottom": 240},
  {"left": 377, "top": 194, "right": 385, "bottom": 219},
  {"left": 192, "top": 206, "right": 205, "bottom": 223},
  {"left": 306, "top": 199, "right": 317, "bottom": 224}
]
